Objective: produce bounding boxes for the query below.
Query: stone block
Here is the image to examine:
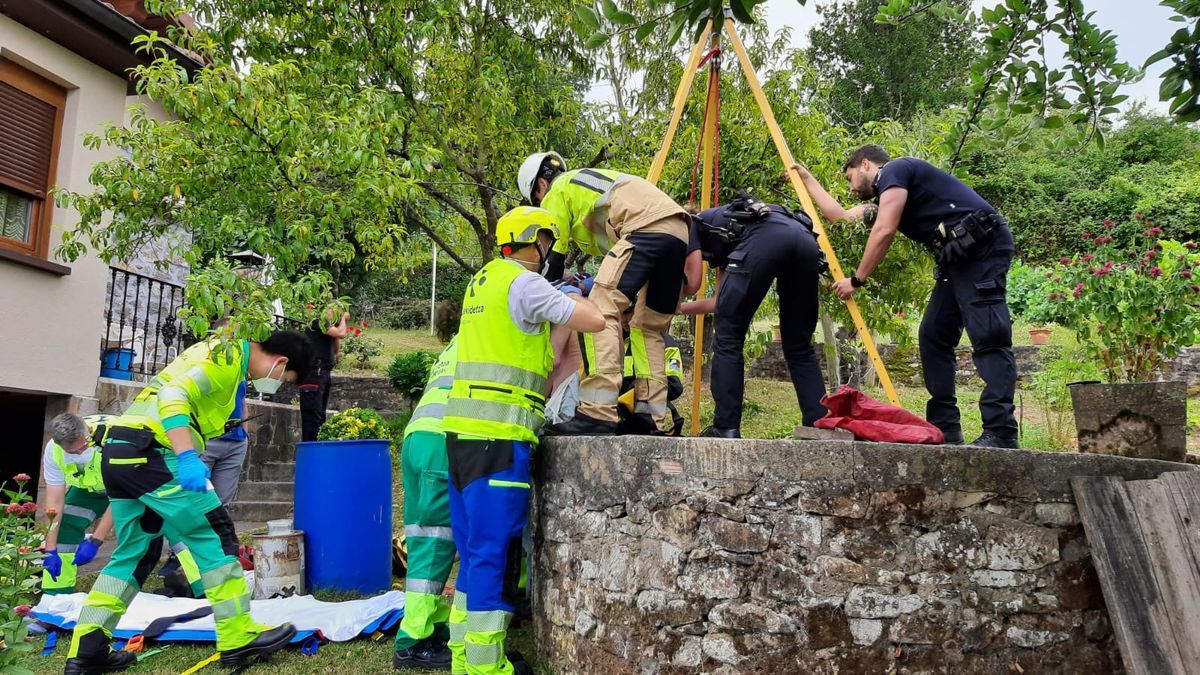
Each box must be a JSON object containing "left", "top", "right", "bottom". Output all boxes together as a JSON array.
[
  {"left": 844, "top": 587, "right": 925, "bottom": 619},
  {"left": 793, "top": 426, "right": 854, "bottom": 441},
  {"left": 708, "top": 601, "right": 797, "bottom": 634},
  {"left": 707, "top": 517, "right": 771, "bottom": 554},
  {"left": 847, "top": 618, "right": 883, "bottom": 646},
  {"left": 986, "top": 520, "right": 1060, "bottom": 571}
]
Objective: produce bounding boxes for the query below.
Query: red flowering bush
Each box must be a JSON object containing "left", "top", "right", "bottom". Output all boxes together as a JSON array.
[
  {"left": 0, "top": 474, "right": 49, "bottom": 668},
  {"left": 1051, "top": 217, "right": 1200, "bottom": 382}
]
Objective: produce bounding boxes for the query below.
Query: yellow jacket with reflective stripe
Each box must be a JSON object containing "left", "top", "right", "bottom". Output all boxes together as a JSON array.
[
  {"left": 49, "top": 414, "right": 116, "bottom": 492},
  {"left": 116, "top": 339, "right": 248, "bottom": 453},
  {"left": 404, "top": 337, "right": 458, "bottom": 438},
  {"left": 443, "top": 259, "right": 554, "bottom": 443},
  {"left": 543, "top": 169, "right": 687, "bottom": 257}
]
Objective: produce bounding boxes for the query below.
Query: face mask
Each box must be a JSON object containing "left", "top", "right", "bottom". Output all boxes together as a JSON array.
[{"left": 251, "top": 358, "right": 286, "bottom": 395}]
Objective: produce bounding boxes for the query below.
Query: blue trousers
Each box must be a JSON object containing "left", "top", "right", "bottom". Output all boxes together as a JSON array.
[{"left": 446, "top": 438, "right": 532, "bottom": 675}]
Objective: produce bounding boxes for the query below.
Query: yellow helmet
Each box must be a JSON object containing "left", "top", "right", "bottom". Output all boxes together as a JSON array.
[{"left": 495, "top": 206, "right": 559, "bottom": 252}]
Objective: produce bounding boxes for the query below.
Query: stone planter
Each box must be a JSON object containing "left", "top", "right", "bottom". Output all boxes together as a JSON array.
[
  {"left": 1068, "top": 380, "right": 1187, "bottom": 462},
  {"left": 1029, "top": 328, "right": 1052, "bottom": 345}
]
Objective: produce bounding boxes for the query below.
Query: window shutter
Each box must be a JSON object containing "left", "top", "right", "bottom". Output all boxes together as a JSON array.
[{"left": 0, "top": 79, "right": 57, "bottom": 198}]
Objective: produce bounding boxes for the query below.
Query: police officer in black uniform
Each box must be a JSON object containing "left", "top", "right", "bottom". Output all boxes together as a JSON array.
[
  {"left": 680, "top": 192, "right": 829, "bottom": 438},
  {"left": 793, "top": 145, "right": 1018, "bottom": 448}
]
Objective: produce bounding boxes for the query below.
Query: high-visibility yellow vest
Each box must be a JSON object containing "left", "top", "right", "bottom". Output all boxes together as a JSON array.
[
  {"left": 442, "top": 259, "right": 554, "bottom": 443},
  {"left": 403, "top": 337, "right": 458, "bottom": 438},
  {"left": 49, "top": 414, "right": 115, "bottom": 492},
  {"left": 117, "top": 339, "right": 248, "bottom": 453}
]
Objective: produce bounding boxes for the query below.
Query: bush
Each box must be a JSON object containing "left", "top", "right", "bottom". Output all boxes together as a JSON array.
[
  {"left": 373, "top": 299, "right": 432, "bottom": 330},
  {"left": 340, "top": 335, "right": 384, "bottom": 369},
  {"left": 388, "top": 351, "right": 438, "bottom": 398},
  {"left": 383, "top": 411, "right": 412, "bottom": 454},
  {"left": 316, "top": 407, "right": 390, "bottom": 440}
]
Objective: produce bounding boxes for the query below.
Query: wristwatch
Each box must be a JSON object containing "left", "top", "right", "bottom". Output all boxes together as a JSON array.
[{"left": 850, "top": 275, "right": 865, "bottom": 288}]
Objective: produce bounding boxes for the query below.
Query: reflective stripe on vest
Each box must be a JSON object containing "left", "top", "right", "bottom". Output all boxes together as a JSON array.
[
  {"left": 443, "top": 259, "right": 554, "bottom": 443},
  {"left": 404, "top": 338, "right": 459, "bottom": 438}
]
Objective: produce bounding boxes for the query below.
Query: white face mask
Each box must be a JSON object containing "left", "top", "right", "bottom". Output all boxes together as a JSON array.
[{"left": 251, "top": 358, "right": 286, "bottom": 395}]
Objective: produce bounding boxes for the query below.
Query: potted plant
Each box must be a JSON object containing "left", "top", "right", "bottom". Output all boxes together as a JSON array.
[
  {"left": 294, "top": 408, "right": 393, "bottom": 594},
  {"left": 1028, "top": 328, "right": 1052, "bottom": 345},
  {"left": 1050, "top": 217, "right": 1200, "bottom": 462}
]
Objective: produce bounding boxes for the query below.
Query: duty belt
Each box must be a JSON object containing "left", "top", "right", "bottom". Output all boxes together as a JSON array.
[{"left": 930, "top": 211, "right": 1006, "bottom": 265}]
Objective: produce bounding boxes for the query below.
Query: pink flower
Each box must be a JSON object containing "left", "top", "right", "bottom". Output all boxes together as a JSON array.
[
  {"left": 14, "top": 605, "right": 30, "bottom": 617},
  {"left": 1144, "top": 226, "right": 1163, "bottom": 236},
  {"left": 1135, "top": 213, "right": 1145, "bottom": 220},
  {"left": 1082, "top": 232, "right": 1093, "bottom": 239},
  {"left": 1097, "top": 323, "right": 1105, "bottom": 331},
  {"left": 1093, "top": 261, "right": 1114, "bottom": 277},
  {"left": 1182, "top": 269, "right": 1193, "bottom": 279},
  {"left": 1145, "top": 250, "right": 1157, "bottom": 261},
  {"left": 1149, "top": 267, "right": 1163, "bottom": 278},
  {"left": 1082, "top": 254, "right": 1095, "bottom": 262},
  {"left": 1072, "top": 283, "right": 1085, "bottom": 298},
  {"left": 18, "top": 546, "right": 30, "bottom": 554},
  {"left": 45, "top": 507, "right": 57, "bottom": 521},
  {"left": 21, "top": 502, "right": 37, "bottom": 515},
  {"left": 362, "top": 321, "right": 369, "bottom": 328},
  {"left": 1147, "top": 220, "right": 1155, "bottom": 226},
  {"left": 1103, "top": 219, "right": 1116, "bottom": 229},
  {"left": 5, "top": 504, "right": 20, "bottom": 515},
  {"left": 1094, "top": 236, "right": 1107, "bottom": 244},
  {"left": 1185, "top": 242, "right": 1197, "bottom": 250},
  {"left": 1059, "top": 257, "right": 1071, "bottom": 265},
  {"left": 1044, "top": 272, "right": 1053, "bottom": 279},
  {"left": 1054, "top": 276, "right": 1062, "bottom": 282},
  {"left": 1120, "top": 264, "right": 1129, "bottom": 271},
  {"left": 13, "top": 473, "right": 30, "bottom": 482},
  {"left": 1192, "top": 285, "right": 1200, "bottom": 293}
]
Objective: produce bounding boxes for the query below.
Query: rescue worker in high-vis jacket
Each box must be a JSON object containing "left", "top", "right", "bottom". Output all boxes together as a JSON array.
[
  {"left": 393, "top": 336, "right": 459, "bottom": 669},
  {"left": 517, "top": 152, "right": 690, "bottom": 436},
  {"left": 40, "top": 414, "right": 116, "bottom": 595},
  {"left": 442, "top": 206, "right": 604, "bottom": 675},
  {"left": 64, "top": 331, "right": 313, "bottom": 675}
]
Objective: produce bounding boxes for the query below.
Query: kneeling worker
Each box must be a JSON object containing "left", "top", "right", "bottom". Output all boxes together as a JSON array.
[
  {"left": 518, "top": 152, "right": 690, "bottom": 435},
  {"left": 680, "top": 192, "right": 829, "bottom": 437},
  {"left": 794, "top": 146, "right": 1018, "bottom": 447},
  {"left": 64, "top": 330, "right": 313, "bottom": 674},
  {"left": 41, "top": 414, "right": 116, "bottom": 595},
  {"left": 442, "top": 207, "right": 604, "bottom": 675}
]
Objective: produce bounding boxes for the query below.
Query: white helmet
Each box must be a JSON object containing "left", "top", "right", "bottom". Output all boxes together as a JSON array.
[{"left": 517, "top": 151, "right": 566, "bottom": 203}]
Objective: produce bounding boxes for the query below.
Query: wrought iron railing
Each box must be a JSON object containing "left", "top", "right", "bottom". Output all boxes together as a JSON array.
[
  {"left": 101, "top": 266, "right": 186, "bottom": 380},
  {"left": 101, "top": 266, "right": 311, "bottom": 380}
]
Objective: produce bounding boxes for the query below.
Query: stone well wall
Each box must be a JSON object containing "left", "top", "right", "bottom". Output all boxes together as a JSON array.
[{"left": 534, "top": 438, "right": 1195, "bottom": 674}]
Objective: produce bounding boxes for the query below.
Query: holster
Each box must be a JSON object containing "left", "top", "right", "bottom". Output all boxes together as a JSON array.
[{"left": 932, "top": 211, "right": 1006, "bottom": 266}]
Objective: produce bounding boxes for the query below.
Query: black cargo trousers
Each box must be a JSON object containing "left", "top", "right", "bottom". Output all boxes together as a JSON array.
[
  {"left": 919, "top": 225, "right": 1018, "bottom": 440},
  {"left": 712, "top": 218, "right": 828, "bottom": 430}
]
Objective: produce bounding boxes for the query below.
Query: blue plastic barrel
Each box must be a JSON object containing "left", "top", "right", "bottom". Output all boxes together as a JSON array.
[
  {"left": 100, "top": 347, "right": 136, "bottom": 380},
  {"left": 293, "top": 439, "right": 393, "bottom": 594}
]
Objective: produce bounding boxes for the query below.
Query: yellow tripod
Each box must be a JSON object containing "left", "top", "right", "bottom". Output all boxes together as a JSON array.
[{"left": 645, "top": 15, "right": 902, "bottom": 434}]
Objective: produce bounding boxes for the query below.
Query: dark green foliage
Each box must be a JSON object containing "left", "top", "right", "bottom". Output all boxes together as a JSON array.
[
  {"left": 352, "top": 264, "right": 473, "bottom": 329},
  {"left": 805, "top": 0, "right": 977, "bottom": 129},
  {"left": 968, "top": 110, "right": 1200, "bottom": 263},
  {"left": 388, "top": 351, "right": 439, "bottom": 398}
]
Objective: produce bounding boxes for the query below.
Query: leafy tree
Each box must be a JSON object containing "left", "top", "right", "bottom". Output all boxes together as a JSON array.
[
  {"left": 804, "top": 0, "right": 979, "bottom": 130},
  {"left": 55, "top": 0, "right": 601, "bottom": 338}
]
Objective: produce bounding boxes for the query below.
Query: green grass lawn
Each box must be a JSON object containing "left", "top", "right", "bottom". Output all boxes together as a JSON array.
[{"left": 336, "top": 328, "right": 447, "bottom": 377}]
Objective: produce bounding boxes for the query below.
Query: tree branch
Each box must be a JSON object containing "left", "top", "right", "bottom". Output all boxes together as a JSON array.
[
  {"left": 400, "top": 206, "right": 476, "bottom": 272},
  {"left": 418, "top": 182, "right": 484, "bottom": 231}
]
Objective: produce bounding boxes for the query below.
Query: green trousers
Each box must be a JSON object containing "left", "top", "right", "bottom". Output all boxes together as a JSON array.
[
  {"left": 42, "top": 487, "right": 110, "bottom": 595},
  {"left": 395, "top": 431, "right": 457, "bottom": 651},
  {"left": 69, "top": 436, "right": 266, "bottom": 658}
]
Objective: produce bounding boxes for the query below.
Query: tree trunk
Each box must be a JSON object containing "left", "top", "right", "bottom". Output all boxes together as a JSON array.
[{"left": 820, "top": 313, "right": 840, "bottom": 392}]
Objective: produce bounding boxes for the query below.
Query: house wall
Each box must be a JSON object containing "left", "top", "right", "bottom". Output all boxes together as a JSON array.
[{"left": 0, "top": 14, "right": 127, "bottom": 398}]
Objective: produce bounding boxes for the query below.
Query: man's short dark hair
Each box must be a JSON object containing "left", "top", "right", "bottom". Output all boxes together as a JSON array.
[
  {"left": 843, "top": 144, "right": 891, "bottom": 171},
  {"left": 261, "top": 330, "right": 314, "bottom": 383}
]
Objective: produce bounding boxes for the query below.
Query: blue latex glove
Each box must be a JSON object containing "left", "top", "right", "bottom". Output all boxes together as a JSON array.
[
  {"left": 43, "top": 550, "right": 61, "bottom": 580},
  {"left": 575, "top": 274, "right": 595, "bottom": 295},
  {"left": 176, "top": 450, "right": 210, "bottom": 493},
  {"left": 74, "top": 537, "right": 102, "bottom": 566},
  {"left": 560, "top": 284, "right": 583, "bottom": 297}
]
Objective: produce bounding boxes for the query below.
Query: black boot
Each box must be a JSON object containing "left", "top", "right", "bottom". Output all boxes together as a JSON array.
[
  {"left": 506, "top": 650, "right": 535, "bottom": 675},
  {"left": 63, "top": 650, "right": 137, "bottom": 675},
  {"left": 699, "top": 426, "right": 740, "bottom": 439},
  {"left": 394, "top": 636, "right": 452, "bottom": 669},
  {"left": 219, "top": 624, "right": 297, "bottom": 668},
  {"left": 969, "top": 433, "right": 1018, "bottom": 449},
  {"left": 542, "top": 412, "right": 617, "bottom": 436},
  {"left": 941, "top": 430, "right": 965, "bottom": 445}
]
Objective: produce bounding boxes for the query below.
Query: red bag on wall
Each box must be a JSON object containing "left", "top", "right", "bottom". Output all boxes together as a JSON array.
[{"left": 813, "top": 385, "right": 945, "bottom": 444}]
